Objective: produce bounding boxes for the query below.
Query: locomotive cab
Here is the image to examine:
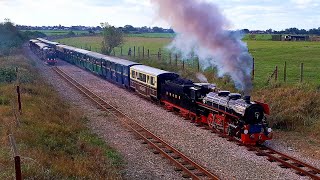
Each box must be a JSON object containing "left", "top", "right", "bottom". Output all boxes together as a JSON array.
[{"left": 191, "top": 83, "right": 216, "bottom": 102}]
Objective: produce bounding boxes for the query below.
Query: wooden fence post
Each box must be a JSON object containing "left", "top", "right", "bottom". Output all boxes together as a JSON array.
[
  {"left": 134, "top": 46, "right": 136, "bottom": 57},
  {"left": 275, "top": 66, "right": 278, "bottom": 81},
  {"left": 175, "top": 54, "right": 178, "bottom": 66},
  {"left": 182, "top": 61, "right": 185, "bottom": 70},
  {"left": 120, "top": 47, "right": 123, "bottom": 56},
  {"left": 113, "top": 49, "right": 115, "bottom": 56},
  {"left": 157, "top": 51, "right": 160, "bottom": 61},
  {"left": 169, "top": 53, "right": 172, "bottom": 64},
  {"left": 300, "top": 63, "right": 304, "bottom": 83},
  {"left": 9, "top": 135, "right": 22, "bottom": 180},
  {"left": 197, "top": 57, "right": 200, "bottom": 72},
  {"left": 284, "top": 61, "right": 287, "bottom": 82},
  {"left": 142, "top": 46, "right": 144, "bottom": 58},
  {"left": 16, "top": 66, "right": 21, "bottom": 114},
  {"left": 138, "top": 47, "right": 140, "bottom": 58},
  {"left": 252, "top": 58, "right": 255, "bottom": 80},
  {"left": 147, "top": 49, "right": 150, "bottom": 59}
]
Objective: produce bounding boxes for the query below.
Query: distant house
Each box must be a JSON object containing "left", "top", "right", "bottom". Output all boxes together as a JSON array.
[
  {"left": 282, "top": 35, "right": 309, "bottom": 41},
  {"left": 310, "top": 36, "right": 320, "bottom": 41}
]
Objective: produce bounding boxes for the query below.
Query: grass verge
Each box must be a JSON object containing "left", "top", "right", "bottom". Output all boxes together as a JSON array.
[{"left": 0, "top": 53, "right": 123, "bottom": 179}]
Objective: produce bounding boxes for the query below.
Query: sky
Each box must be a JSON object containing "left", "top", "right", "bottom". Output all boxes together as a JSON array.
[{"left": 0, "top": 0, "right": 319, "bottom": 30}]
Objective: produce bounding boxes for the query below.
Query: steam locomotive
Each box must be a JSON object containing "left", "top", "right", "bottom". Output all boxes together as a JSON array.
[{"left": 30, "top": 38, "right": 272, "bottom": 145}]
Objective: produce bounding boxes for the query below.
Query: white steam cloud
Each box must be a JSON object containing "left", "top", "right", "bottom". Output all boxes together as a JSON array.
[{"left": 151, "top": 0, "right": 253, "bottom": 95}]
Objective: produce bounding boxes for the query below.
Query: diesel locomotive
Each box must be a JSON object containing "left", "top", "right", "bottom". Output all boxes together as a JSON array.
[{"left": 31, "top": 38, "right": 272, "bottom": 145}]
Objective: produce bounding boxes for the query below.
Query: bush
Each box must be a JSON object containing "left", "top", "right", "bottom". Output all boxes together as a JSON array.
[{"left": 0, "top": 68, "right": 17, "bottom": 83}]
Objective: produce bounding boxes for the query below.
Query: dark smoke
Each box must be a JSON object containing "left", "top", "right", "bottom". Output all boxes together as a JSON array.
[{"left": 151, "top": 0, "right": 253, "bottom": 95}]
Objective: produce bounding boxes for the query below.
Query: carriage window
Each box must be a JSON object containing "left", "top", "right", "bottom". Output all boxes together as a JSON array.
[
  {"left": 150, "top": 77, "right": 155, "bottom": 86},
  {"left": 123, "top": 67, "right": 127, "bottom": 75},
  {"left": 131, "top": 70, "right": 135, "bottom": 78},
  {"left": 142, "top": 74, "right": 146, "bottom": 82},
  {"left": 147, "top": 76, "right": 150, "bottom": 84}
]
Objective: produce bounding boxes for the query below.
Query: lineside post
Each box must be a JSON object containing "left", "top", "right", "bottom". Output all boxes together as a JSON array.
[
  {"left": 120, "top": 47, "right": 123, "bottom": 56},
  {"left": 182, "top": 61, "right": 185, "bottom": 70},
  {"left": 175, "top": 54, "right": 178, "bottom": 66},
  {"left": 252, "top": 58, "right": 255, "bottom": 80},
  {"left": 300, "top": 63, "right": 304, "bottom": 83},
  {"left": 9, "top": 134, "right": 22, "bottom": 180},
  {"left": 15, "top": 67, "right": 21, "bottom": 114},
  {"left": 197, "top": 57, "right": 200, "bottom": 72},
  {"left": 169, "top": 53, "right": 172, "bottom": 64},
  {"left": 275, "top": 66, "right": 278, "bottom": 81},
  {"left": 284, "top": 61, "right": 287, "bottom": 82},
  {"left": 147, "top": 49, "right": 150, "bottom": 59},
  {"left": 142, "top": 46, "right": 144, "bottom": 58},
  {"left": 134, "top": 46, "right": 136, "bottom": 57}
]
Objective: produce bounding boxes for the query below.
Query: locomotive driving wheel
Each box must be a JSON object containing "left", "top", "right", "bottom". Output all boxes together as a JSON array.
[{"left": 207, "top": 113, "right": 215, "bottom": 129}]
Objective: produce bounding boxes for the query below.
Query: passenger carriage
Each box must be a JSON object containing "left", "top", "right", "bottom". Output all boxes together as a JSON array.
[
  {"left": 72, "top": 48, "right": 91, "bottom": 68},
  {"left": 56, "top": 45, "right": 77, "bottom": 63},
  {"left": 36, "top": 38, "right": 60, "bottom": 49},
  {"left": 130, "top": 65, "right": 179, "bottom": 100},
  {"left": 86, "top": 52, "right": 106, "bottom": 75},
  {"left": 102, "top": 56, "right": 140, "bottom": 87}
]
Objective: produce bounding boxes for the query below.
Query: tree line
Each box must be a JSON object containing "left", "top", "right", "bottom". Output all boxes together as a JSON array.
[
  {"left": 243, "top": 27, "right": 320, "bottom": 35},
  {"left": 0, "top": 20, "right": 46, "bottom": 56}
]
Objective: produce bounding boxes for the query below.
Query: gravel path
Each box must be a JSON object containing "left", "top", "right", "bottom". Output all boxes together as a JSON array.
[
  {"left": 23, "top": 46, "right": 184, "bottom": 180},
  {"left": 52, "top": 58, "right": 320, "bottom": 179}
]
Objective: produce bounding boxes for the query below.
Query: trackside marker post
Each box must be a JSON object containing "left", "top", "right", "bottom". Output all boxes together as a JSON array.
[{"left": 9, "top": 134, "right": 22, "bottom": 180}]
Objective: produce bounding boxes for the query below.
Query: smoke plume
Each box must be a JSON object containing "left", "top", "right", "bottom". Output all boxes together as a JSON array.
[
  {"left": 196, "top": 73, "right": 208, "bottom": 83},
  {"left": 151, "top": 0, "right": 253, "bottom": 95}
]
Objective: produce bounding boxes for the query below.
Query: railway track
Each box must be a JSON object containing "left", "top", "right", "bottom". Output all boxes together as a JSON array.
[
  {"left": 52, "top": 66, "right": 220, "bottom": 180},
  {"left": 208, "top": 129, "right": 320, "bottom": 180}
]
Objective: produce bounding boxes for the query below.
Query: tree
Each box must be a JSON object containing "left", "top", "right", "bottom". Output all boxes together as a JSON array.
[
  {"left": 67, "top": 30, "right": 75, "bottom": 36},
  {"left": 0, "top": 19, "right": 25, "bottom": 55},
  {"left": 100, "top": 23, "right": 124, "bottom": 55}
]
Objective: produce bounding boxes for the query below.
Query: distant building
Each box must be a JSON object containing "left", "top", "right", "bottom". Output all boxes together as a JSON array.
[{"left": 282, "top": 35, "right": 309, "bottom": 41}]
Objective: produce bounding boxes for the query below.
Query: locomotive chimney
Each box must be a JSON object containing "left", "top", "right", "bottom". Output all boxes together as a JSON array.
[{"left": 243, "top": 96, "right": 251, "bottom": 103}]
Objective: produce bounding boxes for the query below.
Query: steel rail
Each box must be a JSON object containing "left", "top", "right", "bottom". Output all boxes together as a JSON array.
[
  {"left": 209, "top": 128, "right": 320, "bottom": 179},
  {"left": 52, "top": 67, "right": 219, "bottom": 180},
  {"left": 252, "top": 146, "right": 320, "bottom": 179}
]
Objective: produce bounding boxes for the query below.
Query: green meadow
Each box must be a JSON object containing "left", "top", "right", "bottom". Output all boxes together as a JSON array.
[
  {"left": 22, "top": 30, "right": 89, "bottom": 36},
  {"left": 56, "top": 35, "right": 320, "bottom": 88}
]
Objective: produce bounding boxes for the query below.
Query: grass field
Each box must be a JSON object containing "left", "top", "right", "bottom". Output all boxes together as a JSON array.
[
  {"left": 22, "top": 30, "right": 89, "bottom": 36},
  {"left": 57, "top": 35, "right": 320, "bottom": 88}
]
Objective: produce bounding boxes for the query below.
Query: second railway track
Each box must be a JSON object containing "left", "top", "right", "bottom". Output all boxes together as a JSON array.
[{"left": 52, "top": 66, "right": 220, "bottom": 180}]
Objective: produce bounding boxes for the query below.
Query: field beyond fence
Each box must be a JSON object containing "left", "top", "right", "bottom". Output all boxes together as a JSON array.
[{"left": 56, "top": 35, "right": 320, "bottom": 89}]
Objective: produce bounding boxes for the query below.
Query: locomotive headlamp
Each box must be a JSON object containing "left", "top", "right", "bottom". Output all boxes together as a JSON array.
[
  {"left": 244, "top": 130, "right": 249, "bottom": 134},
  {"left": 267, "top": 128, "right": 272, "bottom": 133}
]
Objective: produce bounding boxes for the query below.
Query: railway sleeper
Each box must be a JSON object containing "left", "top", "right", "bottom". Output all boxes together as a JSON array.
[
  {"left": 171, "top": 154, "right": 181, "bottom": 159},
  {"left": 181, "top": 173, "right": 191, "bottom": 178},
  {"left": 267, "top": 158, "right": 277, "bottom": 162},
  {"left": 164, "top": 149, "right": 173, "bottom": 153},
  {"left": 295, "top": 171, "right": 307, "bottom": 176},
  {"left": 279, "top": 164, "right": 290, "bottom": 168},
  {"left": 185, "top": 165, "right": 196, "bottom": 170},
  {"left": 291, "top": 162, "right": 304, "bottom": 167},
  {"left": 279, "top": 157, "right": 290, "bottom": 161},
  {"left": 307, "top": 170, "right": 319, "bottom": 174}
]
